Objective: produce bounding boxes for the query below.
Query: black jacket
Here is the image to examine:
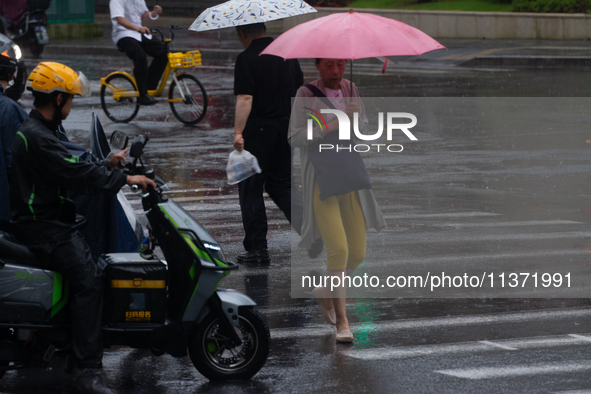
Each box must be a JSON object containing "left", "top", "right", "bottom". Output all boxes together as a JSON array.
[
  {"left": 0, "top": 85, "right": 28, "bottom": 226},
  {"left": 10, "top": 109, "right": 128, "bottom": 243}
]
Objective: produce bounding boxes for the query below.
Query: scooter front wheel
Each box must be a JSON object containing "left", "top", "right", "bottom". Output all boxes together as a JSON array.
[{"left": 188, "top": 307, "right": 270, "bottom": 380}]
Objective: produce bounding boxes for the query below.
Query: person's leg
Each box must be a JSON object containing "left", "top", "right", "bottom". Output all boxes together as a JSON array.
[
  {"left": 29, "top": 232, "right": 112, "bottom": 393},
  {"left": 340, "top": 191, "right": 367, "bottom": 274},
  {"left": 312, "top": 182, "right": 349, "bottom": 331},
  {"left": 331, "top": 191, "right": 367, "bottom": 341},
  {"left": 238, "top": 172, "right": 267, "bottom": 253},
  {"left": 290, "top": 148, "right": 304, "bottom": 236},
  {"left": 326, "top": 269, "right": 349, "bottom": 335},
  {"left": 116, "top": 37, "right": 149, "bottom": 96},
  {"left": 50, "top": 233, "right": 104, "bottom": 368},
  {"left": 238, "top": 122, "right": 271, "bottom": 256},
  {"left": 265, "top": 120, "right": 292, "bottom": 223},
  {"left": 140, "top": 36, "right": 169, "bottom": 91}
]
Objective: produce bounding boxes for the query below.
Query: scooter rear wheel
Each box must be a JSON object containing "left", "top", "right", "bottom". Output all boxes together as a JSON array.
[{"left": 188, "top": 307, "right": 269, "bottom": 380}]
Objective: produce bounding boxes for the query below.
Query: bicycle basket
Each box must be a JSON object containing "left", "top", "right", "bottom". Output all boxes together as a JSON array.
[{"left": 168, "top": 50, "right": 202, "bottom": 69}]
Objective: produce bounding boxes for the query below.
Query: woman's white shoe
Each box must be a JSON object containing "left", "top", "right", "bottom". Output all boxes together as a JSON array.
[
  {"left": 312, "top": 287, "right": 336, "bottom": 325},
  {"left": 336, "top": 329, "right": 354, "bottom": 343}
]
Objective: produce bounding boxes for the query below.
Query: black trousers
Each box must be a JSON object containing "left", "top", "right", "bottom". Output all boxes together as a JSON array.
[
  {"left": 116, "top": 36, "right": 168, "bottom": 96},
  {"left": 27, "top": 231, "right": 104, "bottom": 369},
  {"left": 291, "top": 148, "right": 304, "bottom": 236},
  {"left": 238, "top": 117, "right": 292, "bottom": 251}
]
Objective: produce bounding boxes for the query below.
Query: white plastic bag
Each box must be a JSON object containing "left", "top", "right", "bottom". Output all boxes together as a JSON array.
[{"left": 226, "top": 149, "right": 262, "bottom": 185}]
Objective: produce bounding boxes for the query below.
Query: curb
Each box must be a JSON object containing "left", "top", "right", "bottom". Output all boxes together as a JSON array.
[
  {"left": 44, "top": 45, "right": 243, "bottom": 63},
  {"left": 45, "top": 43, "right": 591, "bottom": 69},
  {"left": 460, "top": 56, "right": 591, "bottom": 68}
]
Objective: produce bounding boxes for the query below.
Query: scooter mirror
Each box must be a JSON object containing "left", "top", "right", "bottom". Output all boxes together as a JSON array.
[
  {"left": 110, "top": 130, "right": 129, "bottom": 150},
  {"left": 129, "top": 135, "right": 146, "bottom": 159}
]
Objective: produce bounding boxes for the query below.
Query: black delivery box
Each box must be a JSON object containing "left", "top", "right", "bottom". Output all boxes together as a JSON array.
[{"left": 100, "top": 253, "right": 167, "bottom": 324}]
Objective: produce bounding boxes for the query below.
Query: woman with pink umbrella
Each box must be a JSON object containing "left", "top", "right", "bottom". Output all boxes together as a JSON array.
[
  {"left": 289, "top": 58, "right": 386, "bottom": 343},
  {"left": 271, "top": 10, "right": 444, "bottom": 342}
]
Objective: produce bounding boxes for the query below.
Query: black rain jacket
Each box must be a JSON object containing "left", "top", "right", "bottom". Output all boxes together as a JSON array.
[{"left": 10, "top": 109, "right": 128, "bottom": 243}]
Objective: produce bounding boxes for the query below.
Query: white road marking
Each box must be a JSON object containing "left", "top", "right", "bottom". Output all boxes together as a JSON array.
[
  {"left": 375, "top": 231, "right": 591, "bottom": 243},
  {"left": 441, "top": 220, "right": 582, "bottom": 228},
  {"left": 435, "top": 361, "right": 591, "bottom": 379},
  {"left": 164, "top": 195, "right": 239, "bottom": 203},
  {"left": 568, "top": 334, "right": 591, "bottom": 342},
  {"left": 382, "top": 212, "right": 502, "bottom": 219},
  {"left": 478, "top": 340, "right": 517, "bottom": 350},
  {"left": 198, "top": 220, "right": 287, "bottom": 230},
  {"left": 344, "top": 334, "right": 590, "bottom": 361},
  {"left": 365, "top": 248, "right": 590, "bottom": 268},
  {"left": 270, "top": 308, "right": 591, "bottom": 340},
  {"left": 134, "top": 200, "right": 280, "bottom": 214},
  {"left": 501, "top": 336, "right": 588, "bottom": 349},
  {"left": 124, "top": 187, "right": 221, "bottom": 195}
]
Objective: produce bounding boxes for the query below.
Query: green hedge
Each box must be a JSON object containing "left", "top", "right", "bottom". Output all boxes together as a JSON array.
[{"left": 512, "top": 0, "right": 591, "bottom": 12}]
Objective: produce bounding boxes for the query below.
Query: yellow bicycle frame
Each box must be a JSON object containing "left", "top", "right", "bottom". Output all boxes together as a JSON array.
[{"left": 100, "top": 50, "right": 200, "bottom": 103}]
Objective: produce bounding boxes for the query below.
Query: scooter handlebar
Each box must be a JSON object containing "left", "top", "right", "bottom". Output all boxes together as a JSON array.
[{"left": 131, "top": 184, "right": 156, "bottom": 193}]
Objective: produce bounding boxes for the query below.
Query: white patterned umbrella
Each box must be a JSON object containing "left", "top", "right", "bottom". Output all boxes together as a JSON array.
[{"left": 189, "top": 0, "right": 317, "bottom": 32}]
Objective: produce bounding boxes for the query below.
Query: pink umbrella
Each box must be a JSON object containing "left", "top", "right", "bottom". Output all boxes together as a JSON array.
[{"left": 261, "top": 10, "right": 445, "bottom": 88}]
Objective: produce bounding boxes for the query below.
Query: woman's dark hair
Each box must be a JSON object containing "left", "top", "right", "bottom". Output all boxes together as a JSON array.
[{"left": 315, "top": 58, "right": 322, "bottom": 65}]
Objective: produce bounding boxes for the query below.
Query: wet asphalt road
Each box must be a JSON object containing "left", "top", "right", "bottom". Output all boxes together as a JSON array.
[{"left": 1, "top": 52, "right": 591, "bottom": 393}]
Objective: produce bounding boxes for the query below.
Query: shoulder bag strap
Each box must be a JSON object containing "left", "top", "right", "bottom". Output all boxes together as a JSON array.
[{"left": 303, "top": 83, "right": 336, "bottom": 110}]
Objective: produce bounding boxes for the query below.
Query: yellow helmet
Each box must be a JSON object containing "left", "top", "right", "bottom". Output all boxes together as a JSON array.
[{"left": 26, "top": 62, "right": 91, "bottom": 97}]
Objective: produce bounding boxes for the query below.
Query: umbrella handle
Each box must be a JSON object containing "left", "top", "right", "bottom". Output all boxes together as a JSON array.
[{"left": 350, "top": 59, "right": 353, "bottom": 96}]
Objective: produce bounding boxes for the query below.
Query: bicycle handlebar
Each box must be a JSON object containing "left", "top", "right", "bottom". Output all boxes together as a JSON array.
[
  {"left": 150, "top": 25, "right": 182, "bottom": 45},
  {"left": 151, "top": 28, "right": 165, "bottom": 42}
]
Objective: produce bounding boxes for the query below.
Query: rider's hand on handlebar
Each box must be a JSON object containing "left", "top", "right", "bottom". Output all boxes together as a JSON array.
[
  {"left": 138, "top": 26, "right": 151, "bottom": 35},
  {"left": 127, "top": 175, "right": 157, "bottom": 191},
  {"left": 109, "top": 148, "right": 129, "bottom": 169}
]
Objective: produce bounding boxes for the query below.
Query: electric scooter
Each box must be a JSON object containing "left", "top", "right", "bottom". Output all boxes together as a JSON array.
[
  {"left": 0, "top": 131, "right": 270, "bottom": 381},
  {"left": 0, "top": 0, "right": 50, "bottom": 57}
]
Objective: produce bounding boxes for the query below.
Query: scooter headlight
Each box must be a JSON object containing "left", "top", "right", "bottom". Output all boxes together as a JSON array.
[
  {"left": 204, "top": 242, "right": 227, "bottom": 264},
  {"left": 12, "top": 45, "right": 21, "bottom": 60}
]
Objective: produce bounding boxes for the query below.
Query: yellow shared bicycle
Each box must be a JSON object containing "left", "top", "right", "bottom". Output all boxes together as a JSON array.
[{"left": 100, "top": 25, "right": 207, "bottom": 125}]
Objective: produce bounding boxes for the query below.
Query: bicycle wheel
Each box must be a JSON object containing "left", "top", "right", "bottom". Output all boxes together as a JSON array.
[
  {"left": 100, "top": 73, "right": 140, "bottom": 123},
  {"left": 168, "top": 74, "right": 207, "bottom": 125}
]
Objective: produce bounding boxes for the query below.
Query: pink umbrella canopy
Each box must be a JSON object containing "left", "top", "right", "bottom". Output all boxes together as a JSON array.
[{"left": 261, "top": 10, "right": 445, "bottom": 60}]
